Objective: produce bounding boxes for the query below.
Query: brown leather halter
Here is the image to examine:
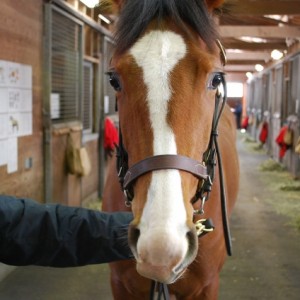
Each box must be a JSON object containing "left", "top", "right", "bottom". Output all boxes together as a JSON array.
[
  {"left": 114, "top": 42, "right": 230, "bottom": 300},
  {"left": 117, "top": 83, "right": 225, "bottom": 201},
  {"left": 115, "top": 40, "right": 231, "bottom": 254}
]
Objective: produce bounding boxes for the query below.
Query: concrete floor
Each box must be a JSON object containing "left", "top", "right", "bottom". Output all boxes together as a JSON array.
[{"left": 0, "top": 134, "right": 299, "bottom": 300}]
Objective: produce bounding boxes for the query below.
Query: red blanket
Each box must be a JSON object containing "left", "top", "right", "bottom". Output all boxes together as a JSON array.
[
  {"left": 275, "top": 126, "right": 289, "bottom": 158},
  {"left": 104, "top": 117, "right": 119, "bottom": 151},
  {"left": 259, "top": 122, "right": 268, "bottom": 144}
]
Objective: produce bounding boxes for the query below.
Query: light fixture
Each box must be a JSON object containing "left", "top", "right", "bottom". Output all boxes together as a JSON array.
[
  {"left": 264, "top": 15, "right": 289, "bottom": 23},
  {"left": 227, "top": 49, "right": 243, "bottom": 54},
  {"left": 255, "top": 64, "right": 264, "bottom": 72},
  {"left": 79, "top": 0, "right": 99, "bottom": 8},
  {"left": 246, "top": 72, "right": 253, "bottom": 80},
  {"left": 240, "top": 36, "right": 267, "bottom": 43},
  {"left": 99, "top": 14, "right": 111, "bottom": 24},
  {"left": 271, "top": 49, "right": 283, "bottom": 60}
]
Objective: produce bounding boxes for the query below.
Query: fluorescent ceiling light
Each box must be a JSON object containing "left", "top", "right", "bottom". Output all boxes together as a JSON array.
[
  {"left": 255, "top": 64, "right": 264, "bottom": 72},
  {"left": 80, "top": 0, "right": 99, "bottom": 8},
  {"left": 271, "top": 49, "right": 283, "bottom": 60},
  {"left": 246, "top": 72, "right": 253, "bottom": 80},
  {"left": 264, "top": 15, "right": 289, "bottom": 23},
  {"left": 240, "top": 36, "right": 267, "bottom": 43},
  {"left": 227, "top": 49, "right": 243, "bottom": 53},
  {"left": 99, "top": 14, "right": 111, "bottom": 24}
]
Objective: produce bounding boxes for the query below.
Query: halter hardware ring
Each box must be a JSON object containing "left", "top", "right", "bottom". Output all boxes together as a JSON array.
[
  {"left": 124, "top": 189, "right": 133, "bottom": 206},
  {"left": 124, "top": 200, "right": 132, "bottom": 208},
  {"left": 193, "top": 195, "right": 207, "bottom": 215}
]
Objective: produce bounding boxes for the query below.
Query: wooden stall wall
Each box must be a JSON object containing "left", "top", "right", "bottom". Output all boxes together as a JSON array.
[
  {"left": 43, "top": 1, "right": 107, "bottom": 206},
  {"left": 246, "top": 52, "right": 300, "bottom": 178},
  {"left": 81, "top": 139, "right": 99, "bottom": 202},
  {"left": 0, "top": 0, "right": 44, "bottom": 201}
]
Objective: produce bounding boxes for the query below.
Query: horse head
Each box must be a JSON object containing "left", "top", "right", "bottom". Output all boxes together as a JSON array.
[{"left": 108, "top": 0, "right": 226, "bottom": 284}]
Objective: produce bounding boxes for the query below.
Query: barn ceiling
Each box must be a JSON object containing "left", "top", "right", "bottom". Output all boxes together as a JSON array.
[
  {"left": 94, "top": 0, "right": 300, "bottom": 75},
  {"left": 220, "top": 0, "right": 300, "bottom": 74}
]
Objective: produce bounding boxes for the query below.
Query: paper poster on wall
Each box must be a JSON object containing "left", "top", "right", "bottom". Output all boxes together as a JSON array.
[
  {"left": 0, "top": 139, "right": 7, "bottom": 167},
  {"left": 6, "top": 137, "right": 18, "bottom": 173},
  {"left": 0, "top": 60, "right": 32, "bottom": 173},
  {"left": 0, "top": 60, "right": 7, "bottom": 87},
  {"left": 51, "top": 93, "right": 60, "bottom": 119},
  {"left": 0, "top": 114, "right": 8, "bottom": 139}
]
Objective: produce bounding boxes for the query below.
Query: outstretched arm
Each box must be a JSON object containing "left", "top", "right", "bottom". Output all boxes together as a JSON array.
[{"left": 0, "top": 195, "right": 133, "bottom": 267}]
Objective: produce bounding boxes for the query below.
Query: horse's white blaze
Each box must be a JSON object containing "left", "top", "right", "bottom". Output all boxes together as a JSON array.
[{"left": 130, "top": 31, "right": 188, "bottom": 269}]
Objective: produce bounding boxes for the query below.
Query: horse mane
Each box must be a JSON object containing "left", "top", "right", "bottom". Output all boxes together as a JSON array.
[{"left": 113, "top": 0, "right": 221, "bottom": 55}]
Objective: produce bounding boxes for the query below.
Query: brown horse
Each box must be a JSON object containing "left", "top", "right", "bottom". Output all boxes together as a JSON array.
[{"left": 102, "top": 0, "right": 239, "bottom": 299}]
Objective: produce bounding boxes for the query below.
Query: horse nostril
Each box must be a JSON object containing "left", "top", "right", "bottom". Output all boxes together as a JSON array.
[
  {"left": 172, "top": 229, "right": 198, "bottom": 276},
  {"left": 185, "top": 229, "right": 198, "bottom": 261},
  {"left": 128, "top": 224, "right": 140, "bottom": 250}
]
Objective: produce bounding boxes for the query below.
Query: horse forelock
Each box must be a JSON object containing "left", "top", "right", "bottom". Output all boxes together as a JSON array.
[{"left": 113, "top": 0, "right": 219, "bottom": 56}]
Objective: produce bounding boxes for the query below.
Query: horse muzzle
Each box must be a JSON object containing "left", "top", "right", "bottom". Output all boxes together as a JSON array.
[{"left": 129, "top": 225, "right": 198, "bottom": 284}]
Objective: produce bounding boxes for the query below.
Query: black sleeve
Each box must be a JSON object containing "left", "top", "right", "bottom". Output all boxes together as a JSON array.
[{"left": 0, "top": 195, "right": 133, "bottom": 267}]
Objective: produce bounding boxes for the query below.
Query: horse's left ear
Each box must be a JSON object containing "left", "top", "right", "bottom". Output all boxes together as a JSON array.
[{"left": 205, "top": 0, "right": 225, "bottom": 11}]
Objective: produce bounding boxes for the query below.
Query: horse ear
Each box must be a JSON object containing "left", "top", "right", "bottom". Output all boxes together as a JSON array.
[{"left": 205, "top": 0, "right": 225, "bottom": 11}]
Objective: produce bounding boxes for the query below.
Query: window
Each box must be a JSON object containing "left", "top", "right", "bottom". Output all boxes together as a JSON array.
[
  {"left": 227, "top": 82, "right": 244, "bottom": 98},
  {"left": 51, "top": 8, "right": 83, "bottom": 123},
  {"left": 83, "top": 62, "right": 93, "bottom": 132}
]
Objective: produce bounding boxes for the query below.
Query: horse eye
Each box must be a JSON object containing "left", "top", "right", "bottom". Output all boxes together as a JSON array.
[
  {"left": 108, "top": 72, "right": 122, "bottom": 92},
  {"left": 208, "top": 73, "right": 223, "bottom": 90}
]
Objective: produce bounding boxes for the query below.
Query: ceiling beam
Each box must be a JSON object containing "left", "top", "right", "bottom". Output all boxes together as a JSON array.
[
  {"left": 220, "top": 25, "right": 300, "bottom": 38},
  {"left": 224, "top": 65, "right": 256, "bottom": 72},
  {"left": 226, "top": 51, "right": 270, "bottom": 61},
  {"left": 227, "top": 60, "right": 266, "bottom": 65},
  {"left": 228, "top": 1, "right": 300, "bottom": 15},
  {"left": 223, "top": 41, "right": 287, "bottom": 51}
]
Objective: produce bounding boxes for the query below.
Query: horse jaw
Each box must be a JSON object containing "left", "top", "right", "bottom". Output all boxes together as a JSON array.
[{"left": 127, "top": 30, "right": 198, "bottom": 283}]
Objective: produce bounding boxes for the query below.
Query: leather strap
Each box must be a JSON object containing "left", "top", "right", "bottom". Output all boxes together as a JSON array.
[{"left": 123, "top": 154, "right": 208, "bottom": 190}]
